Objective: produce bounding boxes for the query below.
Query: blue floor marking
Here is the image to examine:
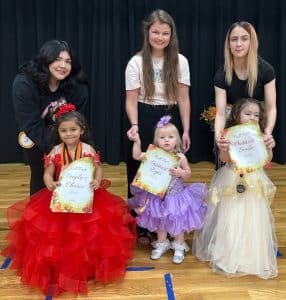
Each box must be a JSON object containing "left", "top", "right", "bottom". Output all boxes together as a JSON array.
[
  {"left": 126, "top": 266, "right": 155, "bottom": 271},
  {"left": 0, "top": 257, "right": 12, "bottom": 269},
  {"left": 164, "top": 273, "right": 175, "bottom": 300}
]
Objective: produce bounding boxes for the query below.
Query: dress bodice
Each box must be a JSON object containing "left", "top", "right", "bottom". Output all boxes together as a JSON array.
[
  {"left": 166, "top": 177, "right": 185, "bottom": 196},
  {"left": 44, "top": 143, "right": 100, "bottom": 180},
  {"left": 208, "top": 163, "right": 276, "bottom": 205}
]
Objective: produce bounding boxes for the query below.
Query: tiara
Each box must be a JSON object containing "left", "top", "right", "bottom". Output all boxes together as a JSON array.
[{"left": 156, "top": 115, "right": 172, "bottom": 128}]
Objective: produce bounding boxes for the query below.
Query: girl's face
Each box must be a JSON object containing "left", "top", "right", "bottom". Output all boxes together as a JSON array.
[
  {"left": 58, "top": 119, "right": 83, "bottom": 148},
  {"left": 156, "top": 127, "right": 177, "bottom": 152},
  {"left": 229, "top": 26, "right": 250, "bottom": 58},
  {"left": 239, "top": 103, "right": 260, "bottom": 124},
  {"left": 148, "top": 21, "right": 171, "bottom": 55},
  {"left": 49, "top": 50, "right": 72, "bottom": 83}
]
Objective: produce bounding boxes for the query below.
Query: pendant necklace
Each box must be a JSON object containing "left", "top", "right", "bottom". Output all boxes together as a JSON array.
[{"left": 236, "top": 174, "right": 246, "bottom": 193}]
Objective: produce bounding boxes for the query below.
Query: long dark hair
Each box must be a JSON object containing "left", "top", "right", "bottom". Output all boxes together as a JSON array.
[
  {"left": 226, "top": 98, "right": 266, "bottom": 131},
  {"left": 141, "top": 10, "right": 179, "bottom": 102},
  {"left": 19, "top": 40, "right": 88, "bottom": 98},
  {"left": 49, "top": 111, "right": 93, "bottom": 150}
]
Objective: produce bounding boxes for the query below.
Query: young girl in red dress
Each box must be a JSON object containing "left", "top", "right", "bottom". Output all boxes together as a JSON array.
[{"left": 1, "top": 103, "right": 136, "bottom": 296}]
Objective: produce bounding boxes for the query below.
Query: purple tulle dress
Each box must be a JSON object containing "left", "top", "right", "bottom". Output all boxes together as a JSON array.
[{"left": 128, "top": 178, "right": 208, "bottom": 236}]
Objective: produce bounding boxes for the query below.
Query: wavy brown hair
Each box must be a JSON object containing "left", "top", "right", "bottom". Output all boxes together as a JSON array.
[
  {"left": 141, "top": 10, "right": 179, "bottom": 102},
  {"left": 224, "top": 21, "right": 258, "bottom": 97},
  {"left": 226, "top": 98, "right": 266, "bottom": 131}
]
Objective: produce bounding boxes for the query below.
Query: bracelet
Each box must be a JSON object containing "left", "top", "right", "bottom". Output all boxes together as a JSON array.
[{"left": 131, "top": 123, "right": 138, "bottom": 126}]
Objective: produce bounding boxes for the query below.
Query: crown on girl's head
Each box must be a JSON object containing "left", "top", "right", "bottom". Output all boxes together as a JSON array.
[
  {"left": 156, "top": 115, "right": 172, "bottom": 128},
  {"left": 55, "top": 103, "right": 76, "bottom": 119}
]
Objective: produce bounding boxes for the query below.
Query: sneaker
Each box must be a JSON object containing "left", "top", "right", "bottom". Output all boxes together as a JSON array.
[
  {"left": 150, "top": 240, "right": 171, "bottom": 260},
  {"left": 171, "top": 241, "right": 190, "bottom": 264}
]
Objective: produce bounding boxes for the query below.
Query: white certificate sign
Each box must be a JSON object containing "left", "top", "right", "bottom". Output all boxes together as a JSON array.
[
  {"left": 131, "top": 144, "right": 179, "bottom": 198},
  {"left": 224, "top": 122, "right": 269, "bottom": 174},
  {"left": 50, "top": 157, "right": 95, "bottom": 213}
]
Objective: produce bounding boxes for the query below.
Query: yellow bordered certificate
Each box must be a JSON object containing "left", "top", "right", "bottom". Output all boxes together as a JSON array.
[
  {"left": 50, "top": 157, "right": 95, "bottom": 213},
  {"left": 131, "top": 144, "right": 180, "bottom": 198},
  {"left": 224, "top": 122, "right": 269, "bottom": 174}
]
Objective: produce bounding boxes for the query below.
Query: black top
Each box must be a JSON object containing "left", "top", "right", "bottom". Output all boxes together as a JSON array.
[
  {"left": 12, "top": 73, "right": 88, "bottom": 152},
  {"left": 214, "top": 57, "right": 275, "bottom": 104}
]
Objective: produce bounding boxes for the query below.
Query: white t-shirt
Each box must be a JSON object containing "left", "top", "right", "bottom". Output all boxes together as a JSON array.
[{"left": 125, "top": 54, "right": 190, "bottom": 105}]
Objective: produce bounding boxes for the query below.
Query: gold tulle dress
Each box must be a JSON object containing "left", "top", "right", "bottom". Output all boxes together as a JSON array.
[{"left": 192, "top": 163, "right": 278, "bottom": 279}]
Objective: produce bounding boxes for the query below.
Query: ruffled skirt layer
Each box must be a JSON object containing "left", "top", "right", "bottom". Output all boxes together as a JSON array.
[
  {"left": 129, "top": 183, "right": 207, "bottom": 236},
  {"left": 2, "top": 187, "right": 136, "bottom": 295}
]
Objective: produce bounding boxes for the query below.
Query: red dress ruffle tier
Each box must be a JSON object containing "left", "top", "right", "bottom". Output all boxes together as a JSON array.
[{"left": 1, "top": 153, "right": 136, "bottom": 296}]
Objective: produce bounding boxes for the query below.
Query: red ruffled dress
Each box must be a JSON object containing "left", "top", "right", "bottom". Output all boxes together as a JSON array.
[{"left": 1, "top": 152, "right": 136, "bottom": 296}]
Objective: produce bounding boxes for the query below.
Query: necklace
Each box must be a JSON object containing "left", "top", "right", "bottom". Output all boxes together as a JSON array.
[
  {"left": 61, "top": 142, "right": 82, "bottom": 165},
  {"left": 236, "top": 174, "right": 246, "bottom": 193}
]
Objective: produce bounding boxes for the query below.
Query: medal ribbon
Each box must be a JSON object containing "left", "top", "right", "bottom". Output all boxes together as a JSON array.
[{"left": 61, "top": 142, "right": 82, "bottom": 165}]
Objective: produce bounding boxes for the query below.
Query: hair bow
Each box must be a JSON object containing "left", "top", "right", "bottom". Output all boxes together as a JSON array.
[{"left": 156, "top": 115, "right": 172, "bottom": 128}]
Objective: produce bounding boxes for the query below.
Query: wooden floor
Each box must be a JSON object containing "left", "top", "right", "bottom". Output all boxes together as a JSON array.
[{"left": 0, "top": 162, "right": 285, "bottom": 300}]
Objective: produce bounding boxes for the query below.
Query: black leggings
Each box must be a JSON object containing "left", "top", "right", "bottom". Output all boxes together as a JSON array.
[{"left": 24, "top": 146, "right": 45, "bottom": 195}]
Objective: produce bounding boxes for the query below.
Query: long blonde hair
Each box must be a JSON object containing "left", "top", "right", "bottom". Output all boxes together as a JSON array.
[
  {"left": 224, "top": 21, "right": 258, "bottom": 97},
  {"left": 141, "top": 10, "right": 179, "bottom": 102}
]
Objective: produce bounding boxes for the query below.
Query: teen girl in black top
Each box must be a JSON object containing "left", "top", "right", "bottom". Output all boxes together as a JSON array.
[{"left": 13, "top": 40, "right": 88, "bottom": 194}]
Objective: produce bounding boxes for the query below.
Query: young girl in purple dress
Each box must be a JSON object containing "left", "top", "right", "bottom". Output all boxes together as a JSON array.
[{"left": 128, "top": 115, "right": 207, "bottom": 264}]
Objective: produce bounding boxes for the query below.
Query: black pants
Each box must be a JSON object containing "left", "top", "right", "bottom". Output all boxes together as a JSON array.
[{"left": 24, "top": 146, "right": 45, "bottom": 195}]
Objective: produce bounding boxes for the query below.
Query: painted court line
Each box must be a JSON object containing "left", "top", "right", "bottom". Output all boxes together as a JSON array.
[
  {"left": 126, "top": 266, "right": 155, "bottom": 271},
  {"left": 164, "top": 273, "right": 175, "bottom": 300},
  {"left": 0, "top": 257, "right": 12, "bottom": 269}
]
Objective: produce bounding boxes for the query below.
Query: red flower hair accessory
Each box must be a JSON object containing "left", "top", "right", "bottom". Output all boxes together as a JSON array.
[{"left": 55, "top": 103, "right": 76, "bottom": 119}]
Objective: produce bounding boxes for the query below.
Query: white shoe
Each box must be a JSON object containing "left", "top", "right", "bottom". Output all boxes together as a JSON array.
[
  {"left": 150, "top": 240, "right": 171, "bottom": 260},
  {"left": 171, "top": 241, "right": 190, "bottom": 264}
]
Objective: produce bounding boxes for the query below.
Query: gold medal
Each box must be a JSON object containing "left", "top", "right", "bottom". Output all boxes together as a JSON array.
[
  {"left": 236, "top": 174, "right": 246, "bottom": 193},
  {"left": 236, "top": 184, "right": 246, "bottom": 193}
]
